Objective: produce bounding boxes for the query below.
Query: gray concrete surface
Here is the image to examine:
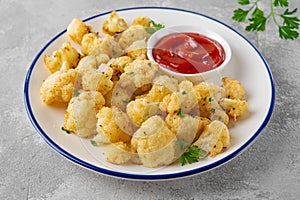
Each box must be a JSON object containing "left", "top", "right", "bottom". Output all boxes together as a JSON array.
[{"left": 1, "top": 0, "right": 300, "bottom": 199}]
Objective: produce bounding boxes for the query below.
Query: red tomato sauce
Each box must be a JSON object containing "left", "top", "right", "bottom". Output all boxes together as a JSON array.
[{"left": 152, "top": 32, "right": 225, "bottom": 74}]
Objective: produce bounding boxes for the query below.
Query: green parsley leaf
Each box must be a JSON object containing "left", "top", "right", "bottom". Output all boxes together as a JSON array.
[
  {"left": 177, "top": 108, "right": 185, "bottom": 118},
  {"left": 112, "top": 49, "right": 117, "bottom": 56},
  {"left": 123, "top": 99, "right": 131, "bottom": 104},
  {"left": 232, "top": 8, "right": 249, "bottom": 22},
  {"left": 176, "top": 140, "right": 189, "bottom": 151},
  {"left": 245, "top": 8, "right": 267, "bottom": 31},
  {"left": 61, "top": 127, "right": 71, "bottom": 134},
  {"left": 145, "top": 20, "right": 165, "bottom": 34},
  {"left": 126, "top": 71, "right": 135, "bottom": 75},
  {"left": 279, "top": 26, "right": 299, "bottom": 40},
  {"left": 178, "top": 145, "right": 207, "bottom": 166},
  {"left": 150, "top": 20, "right": 165, "bottom": 29},
  {"left": 145, "top": 27, "right": 157, "bottom": 34},
  {"left": 280, "top": 8, "right": 300, "bottom": 29},
  {"left": 238, "top": 0, "right": 250, "bottom": 6},
  {"left": 273, "top": 0, "right": 288, "bottom": 7},
  {"left": 91, "top": 140, "right": 98, "bottom": 147},
  {"left": 73, "top": 89, "right": 80, "bottom": 97}
]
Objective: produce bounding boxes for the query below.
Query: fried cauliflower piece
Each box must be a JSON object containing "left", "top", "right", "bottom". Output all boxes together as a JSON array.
[
  {"left": 76, "top": 56, "right": 113, "bottom": 95},
  {"left": 131, "top": 116, "right": 176, "bottom": 168},
  {"left": 146, "top": 75, "right": 179, "bottom": 102},
  {"left": 111, "top": 59, "right": 159, "bottom": 111},
  {"left": 125, "top": 39, "right": 147, "bottom": 59},
  {"left": 131, "top": 16, "right": 151, "bottom": 27},
  {"left": 104, "top": 142, "right": 133, "bottom": 165},
  {"left": 40, "top": 69, "right": 77, "bottom": 105},
  {"left": 193, "top": 120, "right": 230, "bottom": 157},
  {"left": 63, "top": 91, "right": 105, "bottom": 138},
  {"left": 120, "top": 59, "right": 159, "bottom": 88},
  {"left": 89, "top": 35, "right": 123, "bottom": 58},
  {"left": 118, "top": 25, "right": 151, "bottom": 49},
  {"left": 102, "top": 11, "right": 128, "bottom": 35},
  {"left": 94, "top": 106, "right": 131, "bottom": 144},
  {"left": 219, "top": 98, "right": 248, "bottom": 119},
  {"left": 44, "top": 42, "right": 80, "bottom": 73},
  {"left": 193, "top": 82, "right": 226, "bottom": 117},
  {"left": 160, "top": 80, "right": 198, "bottom": 114},
  {"left": 107, "top": 56, "right": 133, "bottom": 77},
  {"left": 80, "top": 33, "right": 103, "bottom": 55},
  {"left": 67, "top": 18, "right": 92, "bottom": 44},
  {"left": 194, "top": 82, "right": 226, "bottom": 102},
  {"left": 222, "top": 77, "right": 246, "bottom": 100},
  {"left": 165, "top": 113, "right": 199, "bottom": 144},
  {"left": 126, "top": 98, "right": 160, "bottom": 127}
]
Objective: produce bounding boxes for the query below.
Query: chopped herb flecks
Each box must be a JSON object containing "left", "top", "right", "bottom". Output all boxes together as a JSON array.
[
  {"left": 91, "top": 140, "right": 98, "bottom": 147},
  {"left": 73, "top": 89, "right": 80, "bottom": 97},
  {"left": 177, "top": 108, "right": 185, "bottom": 118},
  {"left": 123, "top": 99, "right": 131, "bottom": 104},
  {"left": 61, "top": 126, "right": 71, "bottom": 134}
]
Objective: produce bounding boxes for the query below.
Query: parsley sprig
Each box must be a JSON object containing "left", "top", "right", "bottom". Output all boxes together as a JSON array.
[
  {"left": 145, "top": 20, "right": 165, "bottom": 34},
  {"left": 232, "top": 0, "right": 299, "bottom": 40},
  {"left": 178, "top": 144, "right": 207, "bottom": 166}
]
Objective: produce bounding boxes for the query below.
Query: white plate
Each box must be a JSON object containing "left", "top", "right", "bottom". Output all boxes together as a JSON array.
[{"left": 24, "top": 7, "right": 275, "bottom": 180}]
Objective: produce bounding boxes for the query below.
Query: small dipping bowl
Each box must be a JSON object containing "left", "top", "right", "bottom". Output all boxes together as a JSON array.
[{"left": 147, "top": 25, "right": 232, "bottom": 83}]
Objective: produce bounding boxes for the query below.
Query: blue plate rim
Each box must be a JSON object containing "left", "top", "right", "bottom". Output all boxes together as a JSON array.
[{"left": 24, "top": 6, "right": 275, "bottom": 180}]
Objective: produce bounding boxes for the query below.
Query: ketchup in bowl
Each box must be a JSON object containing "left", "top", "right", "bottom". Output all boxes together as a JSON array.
[{"left": 152, "top": 32, "right": 225, "bottom": 74}]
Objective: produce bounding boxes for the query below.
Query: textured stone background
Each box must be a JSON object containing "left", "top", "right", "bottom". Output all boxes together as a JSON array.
[{"left": 1, "top": 0, "right": 300, "bottom": 199}]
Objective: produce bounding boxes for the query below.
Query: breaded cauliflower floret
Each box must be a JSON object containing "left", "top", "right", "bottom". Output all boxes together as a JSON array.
[
  {"left": 178, "top": 80, "right": 198, "bottom": 113},
  {"left": 219, "top": 98, "right": 248, "bottom": 119},
  {"left": 222, "top": 77, "right": 246, "bottom": 100},
  {"left": 125, "top": 39, "right": 147, "bottom": 59},
  {"left": 80, "top": 33, "right": 103, "bottom": 55},
  {"left": 146, "top": 75, "right": 179, "bottom": 102},
  {"left": 102, "top": 11, "right": 128, "bottom": 35},
  {"left": 120, "top": 59, "right": 159, "bottom": 88},
  {"left": 193, "top": 120, "right": 230, "bottom": 157},
  {"left": 67, "top": 18, "right": 92, "bottom": 44},
  {"left": 131, "top": 116, "right": 176, "bottom": 168},
  {"left": 63, "top": 91, "right": 105, "bottom": 138},
  {"left": 165, "top": 113, "right": 199, "bottom": 144},
  {"left": 131, "top": 16, "right": 151, "bottom": 27},
  {"left": 40, "top": 69, "right": 77, "bottom": 105},
  {"left": 107, "top": 56, "right": 133, "bottom": 77},
  {"left": 44, "top": 41, "right": 80, "bottom": 73},
  {"left": 104, "top": 142, "right": 133, "bottom": 165},
  {"left": 194, "top": 82, "right": 226, "bottom": 102},
  {"left": 159, "top": 80, "right": 198, "bottom": 114},
  {"left": 94, "top": 106, "right": 131, "bottom": 144},
  {"left": 76, "top": 56, "right": 113, "bottom": 95},
  {"left": 118, "top": 25, "right": 151, "bottom": 49},
  {"left": 90, "top": 35, "right": 123, "bottom": 58},
  {"left": 126, "top": 98, "right": 160, "bottom": 127},
  {"left": 193, "top": 82, "right": 226, "bottom": 118}
]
